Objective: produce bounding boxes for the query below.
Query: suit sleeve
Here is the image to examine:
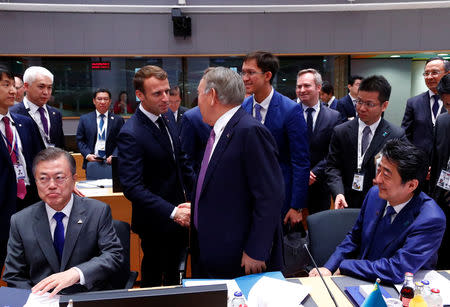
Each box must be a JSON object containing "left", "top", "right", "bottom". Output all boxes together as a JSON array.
[
  {"left": 3, "top": 215, "right": 34, "bottom": 289},
  {"left": 401, "top": 99, "right": 415, "bottom": 143},
  {"left": 338, "top": 207, "right": 446, "bottom": 284},
  {"left": 76, "top": 117, "right": 93, "bottom": 158},
  {"left": 76, "top": 204, "right": 125, "bottom": 289},
  {"left": 243, "top": 126, "right": 284, "bottom": 261},
  {"left": 117, "top": 129, "right": 175, "bottom": 219},
  {"left": 286, "top": 104, "right": 310, "bottom": 209},
  {"left": 326, "top": 128, "right": 345, "bottom": 197},
  {"left": 179, "top": 115, "right": 198, "bottom": 171},
  {"left": 56, "top": 112, "right": 65, "bottom": 149}
]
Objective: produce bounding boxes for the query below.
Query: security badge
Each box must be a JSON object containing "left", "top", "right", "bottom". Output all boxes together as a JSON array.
[
  {"left": 14, "top": 163, "right": 26, "bottom": 181},
  {"left": 352, "top": 171, "right": 365, "bottom": 192},
  {"left": 437, "top": 170, "right": 450, "bottom": 191}
]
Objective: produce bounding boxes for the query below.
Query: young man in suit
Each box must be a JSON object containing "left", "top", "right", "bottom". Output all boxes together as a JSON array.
[
  {"left": 10, "top": 66, "right": 65, "bottom": 149},
  {"left": 3, "top": 148, "right": 125, "bottom": 296},
  {"left": 430, "top": 74, "right": 450, "bottom": 269},
  {"left": 241, "top": 51, "right": 309, "bottom": 227},
  {"left": 326, "top": 75, "right": 405, "bottom": 209},
  {"left": 0, "top": 68, "right": 43, "bottom": 270},
  {"left": 296, "top": 69, "right": 343, "bottom": 214},
  {"left": 192, "top": 67, "right": 284, "bottom": 278},
  {"left": 310, "top": 139, "right": 446, "bottom": 284},
  {"left": 169, "top": 86, "right": 188, "bottom": 124},
  {"left": 117, "top": 65, "right": 194, "bottom": 287},
  {"left": 76, "top": 88, "right": 124, "bottom": 170},
  {"left": 336, "top": 75, "right": 363, "bottom": 121},
  {"left": 401, "top": 57, "right": 449, "bottom": 158},
  {"left": 319, "top": 81, "right": 338, "bottom": 110}
]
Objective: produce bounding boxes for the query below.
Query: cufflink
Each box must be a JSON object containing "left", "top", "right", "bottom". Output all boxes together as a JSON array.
[{"left": 77, "top": 219, "right": 83, "bottom": 224}]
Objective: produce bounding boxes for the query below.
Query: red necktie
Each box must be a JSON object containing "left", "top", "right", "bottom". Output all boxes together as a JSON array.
[{"left": 2, "top": 117, "right": 27, "bottom": 199}]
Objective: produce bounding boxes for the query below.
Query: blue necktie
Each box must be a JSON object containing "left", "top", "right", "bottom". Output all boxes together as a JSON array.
[
  {"left": 366, "top": 205, "right": 396, "bottom": 260},
  {"left": 306, "top": 108, "right": 314, "bottom": 139},
  {"left": 98, "top": 114, "right": 106, "bottom": 157},
  {"left": 361, "top": 126, "right": 371, "bottom": 155},
  {"left": 254, "top": 104, "right": 262, "bottom": 122},
  {"left": 53, "top": 212, "right": 65, "bottom": 261},
  {"left": 432, "top": 95, "right": 440, "bottom": 118}
]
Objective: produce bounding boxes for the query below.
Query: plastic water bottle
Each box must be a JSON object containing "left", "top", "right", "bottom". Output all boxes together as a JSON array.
[
  {"left": 231, "top": 291, "right": 247, "bottom": 307},
  {"left": 427, "top": 289, "right": 443, "bottom": 307}
]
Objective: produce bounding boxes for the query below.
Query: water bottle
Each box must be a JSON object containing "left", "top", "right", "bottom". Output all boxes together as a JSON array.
[
  {"left": 400, "top": 272, "right": 415, "bottom": 307},
  {"left": 428, "top": 288, "right": 443, "bottom": 307},
  {"left": 231, "top": 291, "right": 247, "bottom": 307},
  {"left": 421, "top": 280, "right": 431, "bottom": 306}
]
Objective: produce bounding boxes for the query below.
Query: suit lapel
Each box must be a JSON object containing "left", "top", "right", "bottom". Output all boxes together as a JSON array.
[
  {"left": 263, "top": 91, "right": 279, "bottom": 130},
  {"left": 61, "top": 195, "right": 86, "bottom": 271},
  {"left": 314, "top": 104, "right": 326, "bottom": 135},
  {"left": 361, "top": 197, "right": 387, "bottom": 259},
  {"left": 422, "top": 93, "right": 434, "bottom": 131},
  {"left": 33, "top": 203, "right": 60, "bottom": 273},
  {"left": 106, "top": 113, "right": 114, "bottom": 139},
  {"left": 47, "top": 106, "right": 58, "bottom": 143},
  {"left": 347, "top": 119, "right": 359, "bottom": 155},
  {"left": 241, "top": 97, "right": 253, "bottom": 115},
  {"left": 362, "top": 119, "right": 388, "bottom": 167}
]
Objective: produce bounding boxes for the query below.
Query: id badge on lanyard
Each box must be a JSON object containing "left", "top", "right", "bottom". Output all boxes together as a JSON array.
[
  {"left": 436, "top": 158, "right": 450, "bottom": 191},
  {"left": 1, "top": 129, "right": 26, "bottom": 182}
]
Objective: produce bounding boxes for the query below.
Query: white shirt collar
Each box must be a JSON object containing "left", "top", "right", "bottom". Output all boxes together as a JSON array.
[
  {"left": 24, "top": 97, "right": 47, "bottom": 114},
  {"left": 301, "top": 101, "right": 320, "bottom": 113},
  {"left": 358, "top": 117, "right": 382, "bottom": 135},
  {"left": 252, "top": 87, "right": 273, "bottom": 110},
  {"left": 386, "top": 196, "right": 412, "bottom": 217},
  {"left": 45, "top": 194, "right": 74, "bottom": 223},
  {"left": 0, "top": 111, "right": 14, "bottom": 123},
  {"left": 139, "top": 103, "right": 159, "bottom": 123},
  {"left": 213, "top": 105, "right": 241, "bottom": 140},
  {"left": 95, "top": 110, "right": 109, "bottom": 118}
]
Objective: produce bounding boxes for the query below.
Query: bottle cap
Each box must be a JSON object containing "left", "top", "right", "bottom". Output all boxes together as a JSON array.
[
  {"left": 234, "top": 291, "right": 243, "bottom": 297},
  {"left": 415, "top": 281, "right": 423, "bottom": 287},
  {"left": 431, "top": 288, "right": 440, "bottom": 293},
  {"left": 420, "top": 280, "right": 430, "bottom": 285},
  {"left": 405, "top": 272, "right": 413, "bottom": 277}
]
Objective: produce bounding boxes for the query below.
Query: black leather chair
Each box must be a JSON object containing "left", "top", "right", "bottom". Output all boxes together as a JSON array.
[
  {"left": 112, "top": 219, "right": 138, "bottom": 289},
  {"left": 306, "top": 209, "right": 360, "bottom": 267},
  {"left": 86, "top": 162, "right": 112, "bottom": 180}
]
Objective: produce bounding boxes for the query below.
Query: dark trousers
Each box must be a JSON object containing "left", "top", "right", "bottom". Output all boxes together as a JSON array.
[{"left": 437, "top": 203, "right": 450, "bottom": 269}]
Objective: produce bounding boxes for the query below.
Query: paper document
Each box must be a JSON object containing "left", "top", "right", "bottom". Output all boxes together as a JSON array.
[
  {"left": 24, "top": 292, "right": 60, "bottom": 307},
  {"left": 183, "top": 279, "right": 240, "bottom": 306},
  {"left": 247, "top": 276, "right": 310, "bottom": 307},
  {"left": 76, "top": 179, "right": 112, "bottom": 189}
]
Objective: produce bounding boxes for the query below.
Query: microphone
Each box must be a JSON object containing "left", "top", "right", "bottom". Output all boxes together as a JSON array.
[{"left": 304, "top": 243, "right": 339, "bottom": 307}]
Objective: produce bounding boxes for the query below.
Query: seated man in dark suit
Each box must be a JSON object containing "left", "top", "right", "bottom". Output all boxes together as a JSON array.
[
  {"left": 10, "top": 66, "right": 65, "bottom": 149},
  {"left": 430, "top": 74, "right": 450, "bottom": 269},
  {"left": 327, "top": 75, "right": 405, "bottom": 209},
  {"left": 76, "top": 88, "right": 124, "bottom": 171},
  {"left": 310, "top": 139, "right": 446, "bottom": 284},
  {"left": 319, "top": 81, "right": 338, "bottom": 110},
  {"left": 336, "top": 75, "right": 363, "bottom": 121},
  {"left": 3, "top": 147, "right": 125, "bottom": 297},
  {"left": 192, "top": 67, "right": 284, "bottom": 278}
]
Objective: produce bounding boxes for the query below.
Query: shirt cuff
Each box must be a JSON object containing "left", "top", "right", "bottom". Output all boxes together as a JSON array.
[
  {"left": 73, "top": 267, "right": 85, "bottom": 285},
  {"left": 170, "top": 207, "right": 177, "bottom": 220}
]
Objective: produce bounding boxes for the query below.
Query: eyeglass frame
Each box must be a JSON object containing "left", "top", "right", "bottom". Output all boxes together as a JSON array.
[
  {"left": 239, "top": 70, "right": 266, "bottom": 77},
  {"left": 355, "top": 98, "right": 384, "bottom": 108},
  {"left": 422, "top": 70, "right": 443, "bottom": 77},
  {"left": 36, "top": 174, "right": 72, "bottom": 186}
]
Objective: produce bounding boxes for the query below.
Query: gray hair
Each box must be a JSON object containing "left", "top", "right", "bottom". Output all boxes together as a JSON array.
[
  {"left": 202, "top": 67, "right": 245, "bottom": 106},
  {"left": 33, "top": 147, "right": 76, "bottom": 176},
  {"left": 23, "top": 66, "right": 54, "bottom": 84},
  {"left": 297, "top": 68, "right": 323, "bottom": 86}
]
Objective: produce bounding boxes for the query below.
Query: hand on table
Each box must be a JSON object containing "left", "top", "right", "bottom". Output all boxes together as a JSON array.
[{"left": 32, "top": 268, "right": 80, "bottom": 298}]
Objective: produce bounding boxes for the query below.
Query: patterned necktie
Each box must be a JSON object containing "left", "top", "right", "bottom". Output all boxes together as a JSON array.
[
  {"left": 432, "top": 95, "right": 440, "bottom": 118},
  {"left": 156, "top": 117, "right": 173, "bottom": 153},
  {"left": 306, "top": 108, "right": 314, "bottom": 139},
  {"left": 361, "top": 126, "right": 371, "bottom": 155},
  {"left": 194, "top": 129, "right": 216, "bottom": 229},
  {"left": 38, "top": 107, "right": 49, "bottom": 135},
  {"left": 254, "top": 104, "right": 262, "bottom": 122},
  {"left": 2, "top": 117, "right": 27, "bottom": 199},
  {"left": 53, "top": 212, "right": 65, "bottom": 261}
]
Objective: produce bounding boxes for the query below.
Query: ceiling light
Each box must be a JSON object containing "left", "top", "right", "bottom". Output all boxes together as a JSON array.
[{"left": 390, "top": 55, "right": 401, "bottom": 58}]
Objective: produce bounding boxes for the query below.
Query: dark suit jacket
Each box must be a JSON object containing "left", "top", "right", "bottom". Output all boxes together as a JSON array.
[
  {"left": 3, "top": 195, "right": 126, "bottom": 292},
  {"left": 179, "top": 106, "right": 212, "bottom": 174},
  {"left": 76, "top": 111, "right": 125, "bottom": 169},
  {"left": 192, "top": 107, "right": 284, "bottom": 278},
  {"left": 117, "top": 108, "right": 194, "bottom": 237},
  {"left": 324, "top": 186, "right": 446, "bottom": 283},
  {"left": 401, "top": 91, "right": 446, "bottom": 157},
  {"left": 307, "top": 104, "right": 343, "bottom": 213},
  {"left": 326, "top": 118, "right": 405, "bottom": 208},
  {"left": 0, "top": 113, "right": 42, "bottom": 241},
  {"left": 336, "top": 94, "right": 356, "bottom": 121},
  {"left": 242, "top": 90, "right": 310, "bottom": 214},
  {"left": 10, "top": 101, "right": 65, "bottom": 149},
  {"left": 430, "top": 113, "right": 450, "bottom": 204},
  {"left": 176, "top": 106, "right": 188, "bottom": 123}
]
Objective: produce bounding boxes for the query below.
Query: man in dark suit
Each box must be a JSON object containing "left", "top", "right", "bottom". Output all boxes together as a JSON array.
[
  {"left": 179, "top": 106, "right": 212, "bottom": 174},
  {"left": 336, "top": 75, "right": 363, "bottom": 121},
  {"left": 3, "top": 148, "right": 125, "bottom": 296},
  {"left": 76, "top": 88, "right": 124, "bottom": 170},
  {"left": 14, "top": 76, "right": 25, "bottom": 105},
  {"left": 327, "top": 75, "right": 405, "bottom": 209},
  {"left": 10, "top": 66, "right": 65, "bottom": 149},
  {"left": 241, "top": 51, "right": 309, "bottom": 227},
  {"left": 296, "top": 69, "right": 343, "bottom": 214},
  {"left": 117, "top": 65, "right": 194, "bottom": 287},
  {"left": 192, "top": 67, "right": 284, "bottom": 278},
  {"left": 319, "top": 81, "right": 338, "bottom": 110},
  {"left": 0, "top": 68, "right": 43, "bottom": 270},
  {"left": 430, "top": 74, "right": 450, "bottom": 269},
  {"left": 169, "top": 85, "right": 188, "bottom": 129},
  {"left": 311, "top": 139, "right": 446, "bottom": 284},
  {"left": 401, "top": 57, "right": 449, "bottom": 158}
]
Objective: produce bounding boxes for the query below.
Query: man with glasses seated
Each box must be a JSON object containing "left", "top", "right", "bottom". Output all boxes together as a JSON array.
[
  {"left": 3, "top": 147, "right": 126, "bottom": 297},
  {"left": 76, "top": 89, "right": 124, "bottom": 173},
  {"left": 326, "top": 75, "right": 405, "bottom": 209},
  {"left": 402, "top": 57, "right": 450, "bottom": 158}
]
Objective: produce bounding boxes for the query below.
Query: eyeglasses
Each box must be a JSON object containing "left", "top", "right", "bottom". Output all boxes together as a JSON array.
[
  {"left": 240, "top": 71, "right": 265, "bottom": 77},
  {"left": 355, "top": 99, "right": 381, "bottom": 108},
  {"left": 422, "top": 70, "right": 443, "bottom": 77},
  {"left": 95, "top": 97, "right": 111, "bottom": 102},
  {"left": 36, "top": 175, "right": 71, "bottom": 186}
]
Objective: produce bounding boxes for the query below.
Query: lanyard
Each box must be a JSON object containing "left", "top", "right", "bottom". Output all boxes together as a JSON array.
[
  {"left": 1, "top": 128, "right": 19, "bottom": 158},
  {"left": 98, "top": 116, "right": 107, "bottom": 140},
  {"left": 24, "top": 100, "right": 50, "bottom": 139}
]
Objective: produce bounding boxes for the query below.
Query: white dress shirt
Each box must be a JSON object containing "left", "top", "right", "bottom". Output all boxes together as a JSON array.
[
  {"left": 94, "top": 110, "right": 109, "bottom": 156},
  {"left": 428, "top": 89, "right": 443, "bottom": 125},
  {"left": 301, "top": 101, "right": 321, "bottom": 131},
  {"left": 23, "top": 97, "right": 52, "bottom": 147},
  {"left": 357, "top": 117, "right": 381, "bottom": 170},
  {"left": 384, "top": 198, "right": 411, "bottom": 223},
  {"left": 210, "top": 105, "right": 241, "bottom": 161},
  {"left": 252, "top": 87, "right": 274, "bottom": 124}
]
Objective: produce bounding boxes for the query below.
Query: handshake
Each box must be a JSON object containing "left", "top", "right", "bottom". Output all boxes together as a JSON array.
[{"left": 174, "top": 202, "right": 191, "bottom": 228}]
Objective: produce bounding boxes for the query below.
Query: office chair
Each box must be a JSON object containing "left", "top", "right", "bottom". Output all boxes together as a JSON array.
[
  {"left": 85, "top": 162, "right": 112, "bottom": 180},
  {"left": 112, "top": 220, "right": 138, "bottom": 289},
  {"left": 306, "top": 209, "right": 360, "bottom": 267}
]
